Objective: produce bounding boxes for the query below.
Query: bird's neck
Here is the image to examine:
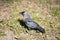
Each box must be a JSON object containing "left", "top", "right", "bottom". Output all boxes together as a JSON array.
[{"left": 24, "top": 14, "right": 30, "bottom": 19}]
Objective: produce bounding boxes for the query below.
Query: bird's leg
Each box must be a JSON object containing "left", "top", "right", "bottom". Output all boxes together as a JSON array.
[
  {"left": 27, "top": 27, "right": 31, "bottom": 30},
  {"left": 25, "top": 27, "right": 31, "bottom": 33}
]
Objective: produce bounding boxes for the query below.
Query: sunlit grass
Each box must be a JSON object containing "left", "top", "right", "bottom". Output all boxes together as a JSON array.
[
  {"left": 44, "top": 17, "right": 50, "bottom": 23},
  {"left": 56, "top": 37, "right": 60, "bottom": 40},
  {"left": 13, "top": 4, "right": 18, "bottom": 12},
  {"left": 7, "top": 12, "right": 27, "bottom": 35},
  {"left": 46, "top": 0, "right": 52, "bottom": 4},
  {"left": 3, "top": 0, "right": 20, "bottom": 3},
  {"left": 51, "top": 7, "right": 60, "bottom": 16},
  {"left": 0, "top": 30, "right": 6, "bottom": 36},
  {"left": 0, "top": 0, "right": 60, "bottom": 40}
]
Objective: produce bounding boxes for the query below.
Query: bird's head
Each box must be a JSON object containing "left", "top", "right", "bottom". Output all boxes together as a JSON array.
[
  {"left": 20, "top": 11, "right": 28, "bottom": 16},
  {"left": 19, "top": 11, "right": 30, "bottom": 19}
]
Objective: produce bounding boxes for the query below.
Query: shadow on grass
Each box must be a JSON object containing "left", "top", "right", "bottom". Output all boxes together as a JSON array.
[{"left": 18, "top": 19, "right": 29, "bottom": 30}]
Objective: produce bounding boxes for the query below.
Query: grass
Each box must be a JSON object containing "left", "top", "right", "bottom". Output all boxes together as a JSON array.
[
  {"left": 0, "top": 30, "right": 6, "bottom": 36},
  {"left": 0, "top": 0, "right": 60, "bottom": 40},
  {"left": 13, "top": 4, "right": 18, "bottom": 12},
  {"left": 7, "top": 12, "right": 27, "bottom": 35},
  {"left": 0, "top": 20, "right": 3, "bottom": 23},
  {"left": 56, "top": 37, "right": 60, "bottom": 40},
  {"left": 33, "top": 17, "right": 42, "bottom": 22},
  {"left": 36, "top": 0, "right": 52, "bottom": 5},
  {"left": 44, "top": 17, "right": 50, "bottom": 23},
  {"left": 17, "top": 37, "right": 30, "bottom": 40},
  {"left": 51, "top": 7, "right": 60, "bottom": 16},
  {"left": 8, "top": 13, "right": 20, "bottom": 35},
  {"left": 46, "top": 0, "right": 52, "bottom": 4},
  {"left": 3, "top": 0, "right": 20, "bottom": 3}
]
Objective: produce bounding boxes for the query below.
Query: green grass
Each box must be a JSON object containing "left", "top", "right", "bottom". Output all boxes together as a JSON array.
[
  {"left": 44, "top": 17, "right": 50, "bottom": 23},
  {"left": 7, "top": 13, "right": 27, "bottom": 35},
  {"left": 46, "top": 0, "right": 52, "bottom": 4},
  {"left": 0, "top": 0, "right": 60, "bottom": 40},
  {"left": 33, "top": 17, "right": 42, "bottom": 22},
  {"left": 38, "top": 0, "right": 46, "bottom": 4},
  {"left": 0, "top": 20, "right": 3, "bottom": 23},
  {"left": 8, "top": 13, "right": 20, "bottom": 35},
  {"left": 3, "top": 0, "right": 20, "bottom": 3},
  {"left": 13, "top": 4, "right": 18, "bottom": 12},
  {"left": 37, "top": 0, "right": 52, "bottom": 5},
  {"left": 3, "top": 0, "right": 14, "bottom": 3},
  {"left": 51, "top": 7, "right": 60, "bottom": 16},
  {"left": 56, "top": 37, "right": 60, "bottom": 40},
  {"left": 0, "top": 30, "right": 6, "bottom": 36}
]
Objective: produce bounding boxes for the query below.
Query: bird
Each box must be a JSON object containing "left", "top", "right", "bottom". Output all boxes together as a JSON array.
[{"left": 19, "top": 11, "right": 45, "bottom": 33}]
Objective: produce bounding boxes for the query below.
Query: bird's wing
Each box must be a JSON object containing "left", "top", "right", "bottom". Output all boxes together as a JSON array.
[
  {"left": 25, "top": 19, "right": 39, "bottom": 28},
  {"left": 24, "top": 18, "right": 33, "bottom": 22}
]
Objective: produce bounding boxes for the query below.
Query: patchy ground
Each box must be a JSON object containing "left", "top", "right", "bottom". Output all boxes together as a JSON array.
[{"left": 0, "top": 0, "right": 60, "bottom": 40}]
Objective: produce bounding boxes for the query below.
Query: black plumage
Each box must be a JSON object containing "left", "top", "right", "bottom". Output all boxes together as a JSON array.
[{"left": 20, "top": 11, "right": 45, "bottom": 33}]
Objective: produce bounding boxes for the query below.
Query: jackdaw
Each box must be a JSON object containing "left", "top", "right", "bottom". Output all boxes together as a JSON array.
[{"left": 20, "top": 11, "right": 45, "bottom": 33}]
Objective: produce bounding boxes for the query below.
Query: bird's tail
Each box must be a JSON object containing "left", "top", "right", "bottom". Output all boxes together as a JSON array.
[{"left": 37, "top": 26, "right": 45, "bottom": 33}]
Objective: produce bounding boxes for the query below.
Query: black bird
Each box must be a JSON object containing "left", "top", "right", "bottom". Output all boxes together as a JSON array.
[{"left": 20, "top": 11, "right": 45, "bottom": 33}]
